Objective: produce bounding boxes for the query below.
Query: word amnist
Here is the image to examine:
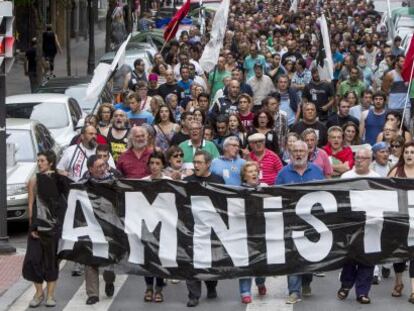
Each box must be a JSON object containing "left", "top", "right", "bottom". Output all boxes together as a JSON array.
[{"left": 59, "top": 189, "right": 402, "bottom": 268}]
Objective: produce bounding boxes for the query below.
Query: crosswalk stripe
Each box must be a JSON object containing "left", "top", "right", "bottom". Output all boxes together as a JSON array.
[
  {"left": 7, "top": 260, "right": 67, "bottom": 311},
  {"left": 62, "top": 274, "right": 128, "bottom": 311},
  {"left": 246, "top": 276, "right": 292, "bottom": 311}
]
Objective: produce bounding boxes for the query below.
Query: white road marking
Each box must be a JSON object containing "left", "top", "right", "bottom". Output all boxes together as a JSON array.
[
  {"left": 62, "top": 274, "right": 128, "bottom": 311},
  {"left": 246, "top": 276, "right": 292, "bottom": 311},
  {"left": 7, "top": 260, "right": 67, "bottom": 311}
]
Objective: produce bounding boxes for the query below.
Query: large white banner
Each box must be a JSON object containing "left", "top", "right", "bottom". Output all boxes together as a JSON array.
[{"left": 199, "top": 0, "right": 231, "bottom": 73}]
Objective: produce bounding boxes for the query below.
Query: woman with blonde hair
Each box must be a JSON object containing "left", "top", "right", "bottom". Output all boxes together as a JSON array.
[{"left": 238, "top": 161, "right": 267, "bottom": 304}]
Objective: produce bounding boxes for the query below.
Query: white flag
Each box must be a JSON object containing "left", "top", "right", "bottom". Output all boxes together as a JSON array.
[
  {"left": 317, "top": 13, "right": 334, "bottom": 79},
  {"left": 289, "top": 0, "right": 298, "bottom": 13},
  {"left": 199, "top": 0, "right": 230, "bottom": 73}
]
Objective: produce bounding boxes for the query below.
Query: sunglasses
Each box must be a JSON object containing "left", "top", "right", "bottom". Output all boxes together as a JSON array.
[
  {"left": 172, "top": 153, "right": 184, "bottom": 158},
  {"left": 391, "top": 144, "right": 401, "bottom": 148}
]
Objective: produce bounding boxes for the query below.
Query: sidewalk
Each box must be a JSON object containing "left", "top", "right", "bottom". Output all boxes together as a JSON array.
[
  {"left": 0, "top": 254, "right": 25, "bottom": 296},
  {"left": 6, "top": 26, "right": 107, "bottom": 96}
]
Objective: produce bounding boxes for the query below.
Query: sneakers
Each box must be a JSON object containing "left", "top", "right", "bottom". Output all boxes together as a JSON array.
[
  {"left": 286, "top": 293, "right": 302, "bottom": 304},
  {"left": 372, "top": 275, "right": 380, "bottom": 285},
  {"left": 241, "top": 295, "right": 252, "bottom": 304},
  {"left": 86, "top": 296, "right": 99, "bottom": 305},
  {"left": 186, "top": 298, "right": 199, "bottom": 307},
  {"left": 257, "top": 285, "right": 267, "bottom": 296},
  {"left": 45, "top": 297, "right": 56, "bottom": 307},
  {"left": 302, "top": 284, "right": 312, "bottom": 297},
  {"left": 29, "top": 295, "right": 44, "bottom": 308},
  {"left": 207, "top": 288, "right": 217, "bottom": 299}
]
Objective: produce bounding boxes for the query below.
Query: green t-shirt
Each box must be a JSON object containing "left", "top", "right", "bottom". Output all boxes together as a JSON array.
[
  {"left": 179, "top": 139, "right": 220, "bottom": 165},
  {"left": 208, "top": 69, "right": 231, "bottom": 101}
]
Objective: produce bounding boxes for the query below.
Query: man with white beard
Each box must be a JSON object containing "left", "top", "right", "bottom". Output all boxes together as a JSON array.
[
  {"left": 116, "top": 126, "right": 152, "bottom": 178},
  {"left": 275, "top": 140, "right": 325, "bottom": 304}
]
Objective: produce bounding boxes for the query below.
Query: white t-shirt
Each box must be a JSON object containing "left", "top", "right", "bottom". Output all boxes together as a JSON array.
[
  {"left": 341, "top": 169, "right": 380, "bottom": 179},
  {"left": 57, "top": 144, "right": 115, "bottom": 182}
]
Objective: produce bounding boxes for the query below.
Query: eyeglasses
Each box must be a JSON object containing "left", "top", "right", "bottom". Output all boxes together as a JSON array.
[
  {"left": 251, "top": 140, "right": 265, "bottom": 144},
  {"left": 355, "top": 156, "right": 371, "bottom": 161},
  {"left": 391, "top": 144, "right": 401, "bottom": 148},
  {"left": 172, "top": 153, "right": 184, "bottom": 158}
]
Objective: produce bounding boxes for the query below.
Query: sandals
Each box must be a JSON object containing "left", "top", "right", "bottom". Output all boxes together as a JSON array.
[
  {"left": 144, "top": 289, "right": 153, "bottom": 302},
  {"left": 357, "top": 295, "right": 371, "bottom": 304},
  {"left": 154, "top": 291, "right": 164, "bottom": 303},
  {"left": 337, "top": 287, "right": 351, "bottom": 300},
  {"left": 392, "top": 283, "right": 404, "bottom": 297}
]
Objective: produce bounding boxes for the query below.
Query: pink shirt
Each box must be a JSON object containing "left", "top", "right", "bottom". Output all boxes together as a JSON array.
[
  {"left": 310, "top": 148, "right": 333, "bottom": 177},
  {"left": 249, "top": 149, "right": 283, "bottom": 185}
]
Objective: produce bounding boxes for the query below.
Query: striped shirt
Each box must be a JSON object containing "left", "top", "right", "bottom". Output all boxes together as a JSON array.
[{"left": 249, "top": 149, "right": 283, "bottom": 186}]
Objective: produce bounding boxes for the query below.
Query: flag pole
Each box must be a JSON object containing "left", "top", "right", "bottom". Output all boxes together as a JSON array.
[
  {"left": 400, "top": 60, "right": 414, "bottom": 132},
  {"left": 160, "top": 18, "right": 180, "bottom": 54}
]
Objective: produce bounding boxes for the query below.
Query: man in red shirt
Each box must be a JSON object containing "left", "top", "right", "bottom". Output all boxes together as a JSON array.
[
  {"left": 248, "top": 133, "right": 283, "bottom": 185},
  {"left": 116, "top": 126, "right": 152, "bottom": 178},
  {"left": 323, "top": 126, "right": 354, "bottom": 177}
]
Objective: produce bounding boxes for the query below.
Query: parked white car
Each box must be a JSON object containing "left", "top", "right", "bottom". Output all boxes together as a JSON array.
[
  {"left": 6, "top": 94, "right": 84, "bottom": 148},
  {"left": 6, "top": 118, "right": 62, "bottom": 221}
]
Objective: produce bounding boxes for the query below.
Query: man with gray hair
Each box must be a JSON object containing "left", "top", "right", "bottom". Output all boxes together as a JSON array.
[
  {"left": 275, "top": 140, "right": 325, "bottom": 304},
  {"left": 210, "top": 136, "right": 246, "bottom": 186},
  {"left": 116, "top": 126, "right": 152, "bottom": 178},
  {"left": 338, "top": 147, "right": 379, "bottom": 304},
  {"left": 341, "top": 148, "right": 379, "bottom": 178}
]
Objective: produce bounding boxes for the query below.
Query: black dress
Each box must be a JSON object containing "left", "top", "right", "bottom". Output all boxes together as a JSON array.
[{"left": 22, "top": 173, "right": 69, "bottom": 283}]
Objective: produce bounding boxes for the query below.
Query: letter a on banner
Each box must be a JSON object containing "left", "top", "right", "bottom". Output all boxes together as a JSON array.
[
  {"left": 191, "top": 196, "right": 249, "bottom": 268},
  {"left": 59, "top": 190, "right": 109, "bottom": 258}
]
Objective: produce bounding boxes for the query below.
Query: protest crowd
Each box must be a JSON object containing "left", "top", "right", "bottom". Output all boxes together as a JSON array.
[{"left": 22, "top": 0, "right": 414, "bottom": 308}]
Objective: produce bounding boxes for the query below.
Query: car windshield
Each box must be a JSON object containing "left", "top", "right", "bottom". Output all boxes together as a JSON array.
[
  {"left": 6, "top": 129, "right": 35, "bottom": 162},
  {"left": 65, "top": 86, "right": 96, "bottom": 113},
  {"left": 6, "top": 102, "right": 69, "bottom": 129}
]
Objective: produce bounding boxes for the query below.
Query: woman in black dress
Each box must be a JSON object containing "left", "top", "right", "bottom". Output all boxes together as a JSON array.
[{"left": 23, "top": 150, "right": 67, "bottom": 308}]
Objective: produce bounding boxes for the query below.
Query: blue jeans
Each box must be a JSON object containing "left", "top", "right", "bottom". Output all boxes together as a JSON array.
[
  {"left": 239, "top": 277, "right": 266, "bottom": 296},
  {"left": 287, "top": 274, "right": 313, "bottom": 295}
]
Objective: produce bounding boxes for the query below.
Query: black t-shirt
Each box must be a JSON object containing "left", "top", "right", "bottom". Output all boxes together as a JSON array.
[
  {"left": 291, "top": 121, "right": 328, "bottom": 147},
  {"left": 147, "top": 87, "right": 160, "bottom": 97},
  {"left": 184, "top": 173, "right": 225, "bottom": 184},
  {"left": 25, "top": 48, "right": 37, "bottom": 73},
  {"left": 326, "top": 114, "right": 360, "bottom": 129},
  {"left": 158, "top": 83, "right": 185, "bottom": 103},
  {"left": 170, "top": 131, "right": 189, "bottom": 146},
  {"left": 303, "top": 81, "right": 334, "bottom": 121}
]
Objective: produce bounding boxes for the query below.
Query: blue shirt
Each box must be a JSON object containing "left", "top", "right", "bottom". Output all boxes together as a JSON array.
[
  {"left": 127, "top": 110, "right": 154, "bottom": 124},
  {"left": 210, "top": 156, "right": 246, "bottom": 186},
  {"left": 275, "top": 163, "right": 324, "bottom": 185}
]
